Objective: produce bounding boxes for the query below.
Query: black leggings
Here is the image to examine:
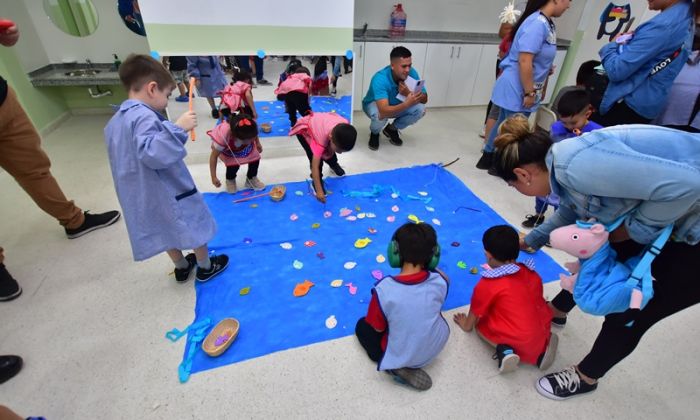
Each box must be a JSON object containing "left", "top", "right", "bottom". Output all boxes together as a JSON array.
[
  {"left": 591, "top": 100, "right": 651, "bottom": 127},
  {"left": 551, "top": 239, "right": 700, "bottom": 379},
  {"left": 225, "top": 160, "right": 259, "bottom": 180},
  {"left": 355, "top": 317, "right": 384, "bottom": 362}
]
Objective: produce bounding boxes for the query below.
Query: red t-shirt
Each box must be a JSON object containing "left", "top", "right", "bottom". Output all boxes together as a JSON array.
[
  {"left": 470, "top": 263, "right": 553, "bottom": 364},
  {"left": 365, "top": 271, "right": 430, "bottom": 351}
]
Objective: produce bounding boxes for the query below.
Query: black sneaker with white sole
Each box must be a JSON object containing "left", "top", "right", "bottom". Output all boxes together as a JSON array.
[
  {"left": 0, "top": 264, "right": 22, "bottom": 302},
  {"left": 386, "top": 367, "right": 432, "bottom": 391},
  {"left": 65, "top": 210, "right": 121, "bottom": 239},
  {"left": 536, "top": 366, "right": 598, "bottom": 400},
  {"left": 493, "top": 344, "right": 520, "bottom": 373},
  {"left": 196, "top": 254, "right": 229, "bottom": 282},
  {"left": 174, "top": 253, "right": 197, "bottom": 283},
  {"left": 382, "top": 123, "right": 403, "bottom": 146},
  {"left": 551, "top": 316, "right": 567, "bottom": 328},
  {"left": 522, "top": 214, "right": 546, "bottom": 228}
]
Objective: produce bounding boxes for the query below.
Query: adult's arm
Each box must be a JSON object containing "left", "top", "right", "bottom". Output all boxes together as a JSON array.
[
  {"left": 599, "top": 20, "right": 671, "bottom": 82},
  {"left": 518, "top": 52, "right": 535, "bottom": 94},
  {"left": 375, "top": 94, "right": 421, "bottom": 120}
]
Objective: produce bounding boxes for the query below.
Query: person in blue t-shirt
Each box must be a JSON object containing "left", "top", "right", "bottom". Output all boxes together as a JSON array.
[
  {"left": 476, "top": 0, "right": 571, "bottom": 171},
  {"left": 362, "top": 46, "right": 428, "bottom": 151},
  {"left": 521, "top": 90, "right": 603, "bottom": 229}
]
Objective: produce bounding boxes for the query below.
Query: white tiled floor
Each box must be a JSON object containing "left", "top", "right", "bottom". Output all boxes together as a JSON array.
[{"left": 1, "top": 97, "right": 698, "bottom": 418}]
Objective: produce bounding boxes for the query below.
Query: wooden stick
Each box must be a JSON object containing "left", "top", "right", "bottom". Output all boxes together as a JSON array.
[
  {"left": 233, "top": 191, "right": 271, "bottom": 203},
  {"left": 188, "top": 77, "right": 196, "bottom": 141}
]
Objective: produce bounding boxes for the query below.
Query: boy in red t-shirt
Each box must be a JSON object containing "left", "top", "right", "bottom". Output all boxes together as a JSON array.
[{"left": 453, "top": 225, "right": 558, "bottom": 373}]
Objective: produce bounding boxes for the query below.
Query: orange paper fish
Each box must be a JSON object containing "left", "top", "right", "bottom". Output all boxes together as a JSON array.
[
  {"left": 293, "top": 280, "right": 315, "bottom": 297},
  {"left": 304, "top": 240, "right": 317, "bottom": 247}
]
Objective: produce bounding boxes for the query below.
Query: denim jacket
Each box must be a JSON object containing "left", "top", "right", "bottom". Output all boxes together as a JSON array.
[
  {"left": 599, "top": 0, "right": 693, "bottom": 119},
  {"left": 525, "top": 125, "right": 700, "bottom": 249}
]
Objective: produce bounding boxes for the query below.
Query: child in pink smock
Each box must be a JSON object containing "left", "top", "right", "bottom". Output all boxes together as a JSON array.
[{"left": 218, "top": 70, "right": 257, "bottom": 120}]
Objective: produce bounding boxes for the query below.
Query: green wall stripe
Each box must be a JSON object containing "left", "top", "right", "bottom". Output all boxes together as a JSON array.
[
  {"left": 145, "top": 24, "right": 352, "bottom": 55},
  {"left": 552, "top": 29, "right": 585, "bottom": 97}
]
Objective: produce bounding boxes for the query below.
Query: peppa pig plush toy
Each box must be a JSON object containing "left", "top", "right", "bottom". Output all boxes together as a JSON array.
[{"left": 549, "top": 219, "right": 673, "bottom": 319}]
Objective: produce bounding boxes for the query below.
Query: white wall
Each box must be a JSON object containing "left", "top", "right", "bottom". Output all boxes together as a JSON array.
[
  {"left": 0, "top": 1, "right": 51, "bottom": 72},
  {"left": 354, "top": 0, "right": 587, "bottom": 41},
  {"left": 19, "top": 0, "right": 149, "bottom": 68}
]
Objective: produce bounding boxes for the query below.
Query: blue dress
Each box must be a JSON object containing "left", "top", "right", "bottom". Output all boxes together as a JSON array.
[
  {"left": 186, "top": 56, "right": 228, "bottom": 98},
  {"left": 104, "top": 99, "right": 217, "bottom": 261}
]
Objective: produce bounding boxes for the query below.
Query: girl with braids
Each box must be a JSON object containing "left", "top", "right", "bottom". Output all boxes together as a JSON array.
[
  {"left": 491, "top": 114, "right": 700, "bottom": 400},
  {"left": 476, "top": 0, "right": 571, "bottom": 171}
]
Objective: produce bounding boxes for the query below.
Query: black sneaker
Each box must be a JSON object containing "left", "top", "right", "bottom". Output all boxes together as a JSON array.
[
  {"left": 257, "top": 79, "right": 272, "bottom": 86},
  {"left": 329, "top": 162, "right": 346, "bottom": 177},
  {"left": 493, "top": 344, "right": 520, "bottom": 373},
  {"left": 386, "top": 367, "right": 432, "bottom": 391},
  {"left": 537, "top": 333, "right": 559, "bottom": 370},
  {"left": 382, "top": 123, "right": 403, "bottom": 146},
  {"left": 0, "top": 355, "right": 23, "bottom": 384},
  {"left": 368, "top": 133, "right": 380, "bottom": 151},
  {"left": 536, "top": 366, "right": 598, "bottom": 400},
  {"left": 211, "top": 109, "right": 220, "bottom": 119},
  {"left": 65, "top": 210, "right": 121, "bottom": 239},
  {"left": 0, "top": 264, "right": 22, "bottom": 302},
  {"left": 475, "top": 152, "right": 494, "bottom": 170},
  {"left": 196, "top": 254, "right": 229, "bottom": 282},
  {"left": 174, "top": 253, "right": 197, "bottom": 283},
  {"left": 522, "top": 214, "right": 546, "bottom": 228},
  {"left": 551, "top": 316, "right": 567, "bottom": 328}
]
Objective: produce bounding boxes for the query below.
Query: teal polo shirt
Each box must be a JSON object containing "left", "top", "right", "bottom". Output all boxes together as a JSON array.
[{"left": 362, "top": 66, "right": 425, "bottom": 107}]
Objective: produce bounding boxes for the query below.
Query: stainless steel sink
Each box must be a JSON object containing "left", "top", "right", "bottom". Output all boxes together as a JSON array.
[{"left": 64, "top": 69, "right": 101, "bottom": 77}]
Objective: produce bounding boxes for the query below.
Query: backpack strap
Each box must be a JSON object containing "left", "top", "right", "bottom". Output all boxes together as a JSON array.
[{"left": 626, "top": 225, "right": 674, "bottom": 303}]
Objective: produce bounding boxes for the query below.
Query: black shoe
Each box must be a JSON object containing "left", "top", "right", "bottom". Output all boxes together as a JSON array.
[
  {"left": 196, "top": 254, "right": 229, "bottom": 282},
  {"left": 522, "top": 214, "right": 546, "bottom": 228},
  {"left": 257, "top": 79, "right": 272, "bottom": 86},
  {"left": 475, "top": 152, "right": 494, "bottom": 170},
  {"left": 211, "top": 109, "right": 220, "bottom": 119},
  {"left": 551, "top": 315, "right": 567, "bottom": 328},
  {"left": 174, "top": 253, "right": 197, "bottom": 283},
  {"left": 387, "top": 367, "right": 432, "bottom": 391},
  {"left": 536, "top": 366, "right": 598, "bottom": 400},
  {"left": 0, "top": 355, "right": 23, "bottom": 384},
  {"left": 368, "top": 133, "right": 380, "bottom": 151},
  {"left": 493, "top": 344, "right": 520, "bottom": 373},
  {"left": 382, "top": 123, "right": 403, "bottom": 146},
  {"left": 65, "top": 210, "right": 121, "bottom": 239},
  {"left": 0, "top": 264, "right": 22, "bottom": 302},
  {"left": 329, "top": 162, "right": 346, "bottom": 177}
]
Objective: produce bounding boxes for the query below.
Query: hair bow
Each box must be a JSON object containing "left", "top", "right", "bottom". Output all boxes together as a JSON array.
[{"left": 238, "top": 118, "right": 252, "bottom": 127}]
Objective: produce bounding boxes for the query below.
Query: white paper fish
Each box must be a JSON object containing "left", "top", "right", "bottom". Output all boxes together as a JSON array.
[
  {"left": 280, "top": 242, "right": 293, "bottom": 250},
  {"left": 344, "top": 261, "right": 357, "bottom": 270}
]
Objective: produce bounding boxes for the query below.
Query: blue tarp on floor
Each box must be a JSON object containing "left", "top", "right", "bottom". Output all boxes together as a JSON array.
[{"left": 256, "top": 95, "right": 352, "bottom": 138}]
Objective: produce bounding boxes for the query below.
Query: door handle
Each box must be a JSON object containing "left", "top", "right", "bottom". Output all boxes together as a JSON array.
[
  {"left": 457, "top": 46, "right": 462, "bottom": 58},
  {"left": 450, "top": 46, "right": 454, "bottom": 59}
]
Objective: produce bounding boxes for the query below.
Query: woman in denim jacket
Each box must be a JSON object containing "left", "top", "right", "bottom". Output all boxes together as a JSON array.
[{"left": 491, "top": 115, "right": 700, "bottom": 401}]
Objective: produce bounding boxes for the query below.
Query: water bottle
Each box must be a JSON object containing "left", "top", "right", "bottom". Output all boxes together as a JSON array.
[{"left": 389, "top": 4, "right": 407, "bottom": 39}]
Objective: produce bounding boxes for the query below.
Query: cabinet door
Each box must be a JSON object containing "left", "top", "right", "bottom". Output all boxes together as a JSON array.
[
  {"left": 362, "top": 42, "right": 394, "bottom": 84},
  {"left": 544, "top": 49, "right": 568, "bottom": 104},
  {"left": 352, "top": 42, "right": 365, "bottom": 111},
  {"left": 470, "top": 44, "right": 499, "bottom": 106},
  {"left": 396, "top": 42, "right": 427, "bottom": 77},
  {"left": 445, "top": 44, "right": 483, "bottom": 106},
  {"left": 422, "top": 43, "right": 455, "bottom": 107}
]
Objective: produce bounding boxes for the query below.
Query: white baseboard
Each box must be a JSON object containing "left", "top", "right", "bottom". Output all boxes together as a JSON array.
[{"left": 39, "top": 111, "right": 71, "bottom": 137}]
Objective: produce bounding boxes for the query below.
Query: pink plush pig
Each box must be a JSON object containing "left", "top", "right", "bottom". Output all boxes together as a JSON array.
[{"left": 549, "top": 223, "right": 609, "bottom": 293}]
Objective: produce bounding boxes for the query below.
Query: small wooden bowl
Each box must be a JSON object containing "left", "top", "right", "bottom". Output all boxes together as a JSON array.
[
  {"left": 202, "top": 318, "right": 240, "bottom": 357},
  {"left": 260, "top": 123, "right": 272, "bottom": 133},
  {"left": 270, "top": 185, "right": 286, "bottom": 202}
]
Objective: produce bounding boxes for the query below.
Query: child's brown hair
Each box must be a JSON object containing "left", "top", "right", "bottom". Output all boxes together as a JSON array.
[{"left": 119, "top": 54, "right": 175, "bottom": 92}]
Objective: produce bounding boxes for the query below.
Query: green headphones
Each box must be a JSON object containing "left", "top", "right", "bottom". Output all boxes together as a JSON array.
[{"left": 387, "top": 237, "right": 441, "bottom": 270}]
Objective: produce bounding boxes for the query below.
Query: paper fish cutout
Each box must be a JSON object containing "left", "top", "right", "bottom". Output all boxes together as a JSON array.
[
  {"left": 290, "top": 213, "right": 299, "bottom": 221},
  {"left": 457, "top": 261, "right": 467, "bottom": 269},
  {"left": 243, "top": 237, "right": 253, "bottom": 244},
  {"left": 386, "top": 216, "right": 396, "bottom": 223},
  {"left": 295, "top": 191, "right": 304, "bottom": 196},
  {"left": 425, "top": 206, "right": 435, "bottom": 212},
  {"left": 339, "top": 208, "right": 352, "bottom": 217},
  {"left": 344, "top": 261, "right": 357, "bottom": 270},
  {"left": 366, "top": 213, "right": 377, "bottom": 218},
  {"left": 323, "top": 211, "right": 332, "bottom": 219},
  {"left": 418, "top": 191, "right": 428, "bottom": 196},
  {"left": 408, "top": 214, "right": 422, "bottom": 224},
  {"left": 293, "top": 279, "right": 314, "bottom": 297},
  {"left": 346, "top": 282, "right": 358, "bottom": 295},
  {"left": 280, "top": 242, "right": 293, "bottom": 250},
  {"left": 311, "top": 223, "right": 321, "bottom": 229},
  {"left": 354, "top": 238, "right": 372, "bottom": 249},
  {"left": 376, "top": 254, "right": 386, "bottom": 263},
  {"left": 357, "top": 213, "right": 367, "bottom": 219},
  {"left": 215, "top": 332, "right": 232, "bottom": 346},
  {"left": 316, "top": 252, "right": 325, "bottom": 260},
  {"left": 470, "top": 267, "right": 479, "bottom": 274},
  {"left": 304, "top": 240, "right": 316, "bottom": 247},
  {"left": 368, "top": 227, "right": 378, "bottom": 234},
  {"left": 451, "top": 241, "right": 460, "bottom": 247},
  {"left": 330, "top": 279, "right": 343, "bottom": 288},
  {"left": 391, "top": 205, "right": 400, "bottom": 212},
  {"left": 250, "top": 204, "right": 258, "bottom": 208},
  {"left": 346, "top": 216, "right": 357, "bottom": 222},
  {"left": 293, "top": 260, "right": 304, "bottom": 269},
  {"left": 325, "top": 315, "right": 338, "bottom": 329},
  {"left": 371, "top": 270, "right": 383, "bottom": 280},
  {"left": 355, "top": 206, "right": 361, "bottom": 211},
  {"left": 239, "top": 287, "right": 251, "bottom": 295},
  {"left": 432, "top": 218, "right": 441, "bottom": 226}
]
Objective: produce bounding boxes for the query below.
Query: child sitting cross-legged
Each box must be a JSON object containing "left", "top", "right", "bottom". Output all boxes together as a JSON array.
[
  {"left": 355, "top": 223, "right": 450, "bottom": 391},
  {"left": 453, "top": 225, "right": 558, "bottom": 373},
  {"left": 208, "top": 114, "right": 265, "bottom": 193}
]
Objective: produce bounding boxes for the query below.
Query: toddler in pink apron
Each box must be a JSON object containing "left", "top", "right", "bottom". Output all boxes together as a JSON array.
[
  {"left": 218, "top": 70, "right": 257, "bottom": 120},
  {"left": 208, "top": 114, "right": 265, "bottom": 193}
]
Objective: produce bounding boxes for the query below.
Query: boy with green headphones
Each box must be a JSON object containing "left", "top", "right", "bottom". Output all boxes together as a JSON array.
[{"left": 355, "top": 223, "right": 449, "bottom": 391}]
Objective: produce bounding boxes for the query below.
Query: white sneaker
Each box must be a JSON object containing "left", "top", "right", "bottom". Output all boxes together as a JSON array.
[
  {"left": 244, "top": 176, "right": 265, "bottom": 191},
  {"left": 226, "top": 179, "right": 237, "bottom": 193},
  {"left": 479, "top": 126, "right": 486, "bottom": 138}
]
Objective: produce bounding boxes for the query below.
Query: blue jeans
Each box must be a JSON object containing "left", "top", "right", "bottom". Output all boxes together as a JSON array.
[
  {"left": 534, "top": 193, "right": 559, "bottom": 214},
  {"left": 483, "top": 107, "right": 531, "bottom": 153},
  {"left": 362, "top": 101, "right": 426, "bottom": 135}
]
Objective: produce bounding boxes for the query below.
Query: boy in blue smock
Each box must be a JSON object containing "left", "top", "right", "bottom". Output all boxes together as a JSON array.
[
  {"left": 521, "top": 90, "right": 603, "bottom": 228},
  {"left": 104, "top": 54, "right": 229, "bottom": 283},
  {"left": 355, "top": 223, "right": 449, "bottom": 391}
]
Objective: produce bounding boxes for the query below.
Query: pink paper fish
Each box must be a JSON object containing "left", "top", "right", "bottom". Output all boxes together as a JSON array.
[
  {"left": 304, "top": 240, "right": 316, "bottom": 247},
  {"left": 371, "top": 270, "right": 383, "bottom": 280},
  {"left": 346, "top": 282, "right": 357, "bottom": 295}
]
